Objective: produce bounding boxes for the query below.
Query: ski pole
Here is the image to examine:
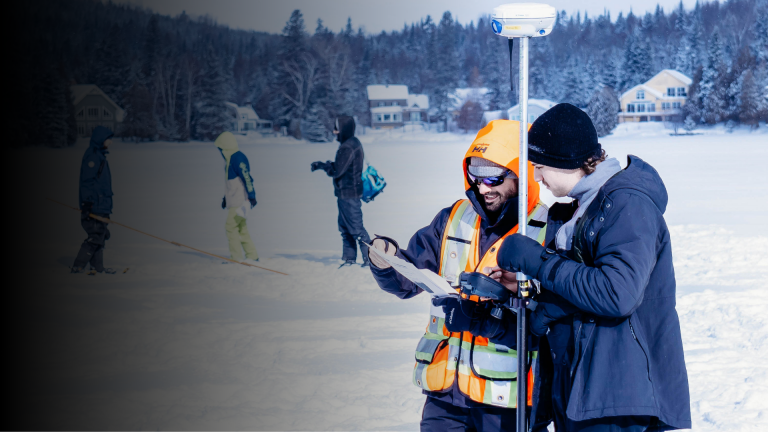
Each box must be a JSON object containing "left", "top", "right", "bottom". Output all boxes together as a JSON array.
[
  {"left": 47, "top": 198, "right": 289, "bottom": 276},
  {"left": 491, "top": 4, "right": 557, "bottom": 430}
]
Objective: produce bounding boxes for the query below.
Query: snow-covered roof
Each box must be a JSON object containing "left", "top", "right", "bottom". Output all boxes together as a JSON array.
[
  {"left": 367, "top": 85, "right": 409, "bottom": 100},
  {"left": 508, "top": 98, "right": 557, "bottom": 113},
  {"left": 407, "top": 94, "right": 429, "bottom": 110},
  {"left": 225, "top": 102, "right": 270, "bottom": 123},
  {"left": 621, "top": 84, "right": 664, "bottom": 100},
  {"left": 371, "top": 106, "right": 405, "bottom": 114},
  {"left": 71, "top": 84, "right": 125, "bottom": 121},
  {"left": 661, "top": 69, "right": 693, "bottom": 86}
]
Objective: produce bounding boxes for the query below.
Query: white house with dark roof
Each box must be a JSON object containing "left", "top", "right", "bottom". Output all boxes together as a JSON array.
[
  {"left": 225, "top": 102, "right": 272, "bottom": 134},
  {"left": 619, "top": 69, "right": 692, "bottom": 122},
  {"left": 367, "top": 84, "right": 429, "bottom": 128},
  {"left": 71, "top": 84, "right": 125, "bottom": 137}
]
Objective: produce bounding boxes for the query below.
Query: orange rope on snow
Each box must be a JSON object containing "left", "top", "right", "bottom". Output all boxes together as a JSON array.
[{"left": 47, "top": 198, "right": 288, "bottom": 276}]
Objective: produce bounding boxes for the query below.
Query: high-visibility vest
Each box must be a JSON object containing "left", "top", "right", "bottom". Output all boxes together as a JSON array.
[{"left": 412, "top": 199, "right": 548, "bottom": 408}]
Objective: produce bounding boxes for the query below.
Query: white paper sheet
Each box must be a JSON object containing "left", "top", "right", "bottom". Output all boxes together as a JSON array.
[{"left": 367, "top": 243, "right": 457, "bottom": 297}]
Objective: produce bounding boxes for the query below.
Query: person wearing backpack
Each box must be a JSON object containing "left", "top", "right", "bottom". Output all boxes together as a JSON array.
[{"left": 311, "top": 116, "right": 371, "bottom": 268}]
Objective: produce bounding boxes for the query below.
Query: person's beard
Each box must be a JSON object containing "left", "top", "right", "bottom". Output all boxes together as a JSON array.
[{"left": 481, "top": 187, "right": 515, "bottom": 213}]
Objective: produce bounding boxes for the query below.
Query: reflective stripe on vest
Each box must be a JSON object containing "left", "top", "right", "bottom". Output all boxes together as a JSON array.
[{"left": 413, "top": 199, "right": 548, "bottom": 408}]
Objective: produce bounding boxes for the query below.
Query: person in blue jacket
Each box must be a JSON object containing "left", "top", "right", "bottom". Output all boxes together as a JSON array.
[
  {"left": 71, "top": 126, "right": 117, "bottom": 274},
  {"left": 497, "top": 103, "right": 691, "bottom": 431}
]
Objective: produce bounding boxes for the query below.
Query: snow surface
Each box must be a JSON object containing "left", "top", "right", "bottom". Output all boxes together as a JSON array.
[{"left": 22, "top": 123, "right": 768, "bottom": 430}]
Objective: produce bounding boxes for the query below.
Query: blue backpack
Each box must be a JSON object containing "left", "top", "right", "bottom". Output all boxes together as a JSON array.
[{"left": 361, "top": 162, "right": 386, "bottom": 203}]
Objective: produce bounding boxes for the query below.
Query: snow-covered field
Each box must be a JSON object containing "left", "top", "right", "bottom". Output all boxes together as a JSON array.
[{"left": 18, "top": 123, "right": 768, "bottom": 430}]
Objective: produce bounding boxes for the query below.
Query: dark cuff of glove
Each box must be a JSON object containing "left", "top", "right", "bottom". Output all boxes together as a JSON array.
[
  {"left": 221, "top": 197, "right": 227, "bottom": 209},
  {"left": 529, "top": 309, "right": 549, "bottom": 337},
  {"left": 249, "top": 198, "right": 257, "bottom": 208},
  {"left": 432, "top": 296, "right": 479, "bottom": 333}
]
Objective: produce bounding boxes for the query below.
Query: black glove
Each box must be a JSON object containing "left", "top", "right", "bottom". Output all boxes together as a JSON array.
[
  {"left": 322, "top": 160, "right": 334, "bottom": 175},
  {"left": 310, "top": 161, "right": 327, "bottom": 172},
  {"left": 432, "top": 296, "right": 484, "bottom": 333},
  {"left": 221, "top": 197, "right": 227, "bottom": 209},
  {"left": 529, "top": 291, "right": 579, "bottom": 337},
  {"left": 81, "top": 201, "right": 93, "bottom": 215},
  {"left": 497, "top": 234, "right": 548, "bottom": 278},
  {"left": 249, "top": 198, "right": 257, "bottom": 208}
]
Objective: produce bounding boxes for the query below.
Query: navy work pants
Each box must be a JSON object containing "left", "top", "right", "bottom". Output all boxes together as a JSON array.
[
  {"left": 73, "top": 213, "right": 110, "bottom": 271},
  {"left": 420, "top": 396, "right": 518, "bottom": 432},
  {"left": 337, "top": 197, "right": 370, "bottom": 262}
]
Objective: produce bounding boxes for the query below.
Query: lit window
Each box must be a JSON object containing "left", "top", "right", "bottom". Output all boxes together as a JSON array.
[
  {"left": 627, "top": 104, "right": 635, "bottom": 113},
  {"left": 677, "top": 87, "right": 686, "bottom": 97},
  {"left": 636, "top": 90, "right": 645, "bottom": 100},
  {"left": 667, "top": 88, "right": 675, "bottom": 96},
  {"left": 411, "top": 112, "right": 421, "bottom": 122}
]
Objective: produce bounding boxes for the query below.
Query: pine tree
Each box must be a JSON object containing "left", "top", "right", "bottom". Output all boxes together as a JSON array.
[
  {"left": 738, "top": 69, "right": 761, "bottom": 127},
  {"left": 92, "top": 24, "right": 129, "bottom": 105},
  {"left": 122, "top": 67, "right": 157, "bottom": 141},
  {"left": 300, "top": 103, "right": 330, "bottom": 142},
  {"left": 192, "top": 43, "right": 232, "bottom": 141},
  {"left": 36, "top": 69, "right": 70, "bottom": 147},
  {"left": 431, "top": 11, "right": 460, "bottom": 120},
  {"left": 700, "top": 29, "right": 726, "bottom": 124},
  {"left": 586, "top": 85, "right": 619, "bottom": 137}
]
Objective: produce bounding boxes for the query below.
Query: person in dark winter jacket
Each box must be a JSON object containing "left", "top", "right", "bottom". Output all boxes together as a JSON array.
[
  {"left": 497, "top": 103, "right": 691, "bottom": 431},
  {"left": 311, "top": 116, "right": 371, "bottom": 267},
  {"left": 71, "top": 126, "right": 117, "bottom": 274}
]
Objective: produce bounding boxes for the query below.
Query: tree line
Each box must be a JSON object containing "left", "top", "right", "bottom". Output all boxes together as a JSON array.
[{"left": 14, "top": 0, "right": 768, "bottom": 146}]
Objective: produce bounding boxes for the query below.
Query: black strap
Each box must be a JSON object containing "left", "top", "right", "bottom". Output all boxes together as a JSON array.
[
  {"left": 528, "top": 220, "right": 546, "bottom": 228},
  {"left": 447, "top": 236, "right": 471, "bottom": 245}
]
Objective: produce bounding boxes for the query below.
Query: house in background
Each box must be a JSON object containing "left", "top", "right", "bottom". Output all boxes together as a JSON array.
[
  {"left": 225, "top": 102, "right": 272, "bottom": 134},
  {"left": 450, "top": 87, "right": 490, "bottom": 119},
  {"left": 367, "top": 84, "right": 429, "bottom": 128},
  {"left": 619, "top": 69, "right": 691, "bottom": 122},
  {"left": 507, "top": 98, "right": 557, "bottom": 124},
  {"left": 71, "top": 84, "right": 125, "bottom": 137}
]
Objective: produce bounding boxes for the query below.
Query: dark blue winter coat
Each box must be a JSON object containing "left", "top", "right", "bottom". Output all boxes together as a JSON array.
[
  {"left": 371, "top": 190, "right": 522, "bottom": 408},
  {"left": 530, "top": 155, "right": 691, "bottom": 429},
  {"left": 79, "top": 126, "right": 114, "bottom": 215}
]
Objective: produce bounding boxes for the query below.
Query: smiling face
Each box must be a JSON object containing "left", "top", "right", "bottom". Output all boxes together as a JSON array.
[
  {"left": 532, "top": 163, "right": 585, "bottom": 197},
  {"left": 476, "top": 173, "right": 519, "bottom": 213}
]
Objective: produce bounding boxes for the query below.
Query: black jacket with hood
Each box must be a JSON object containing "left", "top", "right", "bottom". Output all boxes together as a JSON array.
[
  {"left": 324, "top": 116, "right": 364, "bottom": 199},
  {"left": 79, "top": 126, "right": 114, "bottom": 215}
]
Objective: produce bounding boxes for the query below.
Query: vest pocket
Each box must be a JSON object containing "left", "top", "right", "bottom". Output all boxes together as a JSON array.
[{"left": 469, "top": 336, "right": 518, "bottom": 381}]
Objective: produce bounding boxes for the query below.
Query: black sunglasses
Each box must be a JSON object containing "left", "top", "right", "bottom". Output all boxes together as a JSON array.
[{"left": 467, "top": 171, "right": 510, "bottom": 187}]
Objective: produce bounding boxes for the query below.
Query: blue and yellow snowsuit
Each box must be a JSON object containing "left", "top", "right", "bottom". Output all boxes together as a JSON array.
[{"left": 214, "top": 132, "right": 258, "bottom": 262}]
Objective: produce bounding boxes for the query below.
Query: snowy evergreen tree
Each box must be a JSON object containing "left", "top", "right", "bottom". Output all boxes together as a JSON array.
[
  {"left": 431, "top": 12, "right": 460, "bottom": 119},
  {"left": 700, "top": 29, "right": 727, "bottom": 124},
  {"left": 192, "top": 43, "right": 232, "bottom": 141},
  {"left": 586, "top": 86, "right": 619, "bottom": 137},
  {"left": 122, "top": 66, "right": 158, "bottom": 141},
  {"left": 300, "top": 103, "right": 331, "bottom": 142},
  {"left": 620, "top": 29, "right": 652, "bottom": 92},
  {"left": 38, "top": 70, "right": 73, "bottom": 147},
  {"left": 92, "top": 24, "right": 129, "bottom": 105},
  {"left": 683, "top": 66, "right": 704, "bottom": 124}
]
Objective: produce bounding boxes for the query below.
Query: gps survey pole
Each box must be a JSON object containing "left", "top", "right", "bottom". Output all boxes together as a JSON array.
[{"left": 491, "top": 3, "right": 556, "bottom": 430}]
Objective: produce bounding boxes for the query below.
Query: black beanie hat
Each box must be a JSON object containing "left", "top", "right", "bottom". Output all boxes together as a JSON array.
[{"left": 528, "top": 103, "right": 601, "bottom": 169}]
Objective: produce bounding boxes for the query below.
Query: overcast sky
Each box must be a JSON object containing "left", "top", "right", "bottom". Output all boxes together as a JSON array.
[{"left": 118, "top": 0, "right": 700, "bottom": 34}]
